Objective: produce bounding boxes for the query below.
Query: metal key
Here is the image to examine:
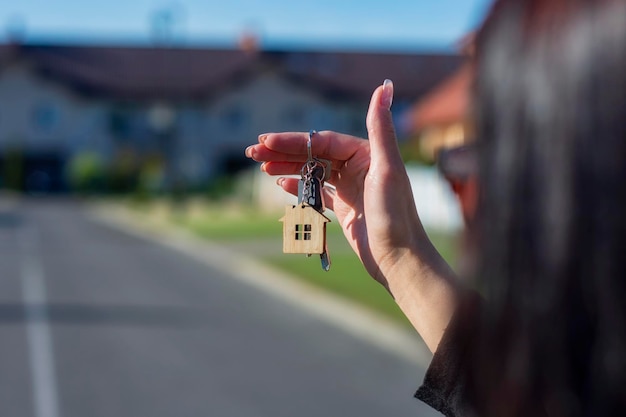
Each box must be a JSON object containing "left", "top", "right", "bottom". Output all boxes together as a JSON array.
[
  {"left": 296, "top": 159, "right": 331, "bottom": 270},
  {"left": 319, "top": 246, "right": 331, "bottom": 271},
  {"left": 298, "top": 162, "right": 325, "bottom": 212},
  {"left": 309, "top": 163, "right": 331, "bottom": 271}
]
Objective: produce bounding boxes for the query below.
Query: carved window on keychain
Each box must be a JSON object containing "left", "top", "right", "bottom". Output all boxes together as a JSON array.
[{"left": 295, "top": 224, "right": 312, "bottom": 241}]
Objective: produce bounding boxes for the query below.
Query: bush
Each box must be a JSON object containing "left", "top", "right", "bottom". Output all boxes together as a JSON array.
[
  {"left": 3, "top": 146, "right": 24, "bottom": 191},
  {"left": 67, "top": 152, "right": 106, "bottom": 193}
]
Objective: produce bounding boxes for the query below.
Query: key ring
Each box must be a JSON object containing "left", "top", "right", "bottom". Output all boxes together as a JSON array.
[
  {"left": 303, "top": 130, "right": 323, "bottom": 179},
  {"left": 307, "top": 130, "right": 316, "bottom": 162},
  {"left": 305, "top": 129, "right": 332, "bottom": 182}
]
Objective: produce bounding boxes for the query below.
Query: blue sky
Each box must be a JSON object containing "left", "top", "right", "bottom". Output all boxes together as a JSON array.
[{"left": 0, "top": 0, "right": 492, "bottom": 50}]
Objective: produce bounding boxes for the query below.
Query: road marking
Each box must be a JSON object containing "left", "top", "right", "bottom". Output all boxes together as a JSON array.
[{"left": 18, "top": 226, "right": 61, "bottom": 417}]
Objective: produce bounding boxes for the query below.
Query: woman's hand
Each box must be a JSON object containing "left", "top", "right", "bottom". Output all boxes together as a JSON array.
[
  {"left": 246, "top": 80, "right": 421, "bottom": 285},
  {"left": 245, "top": 80, "right": 458, "bottom": 351}
]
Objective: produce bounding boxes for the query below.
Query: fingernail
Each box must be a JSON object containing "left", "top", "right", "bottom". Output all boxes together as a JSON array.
[
  {"left": 260, "top": 162, "right": 267, "bottom": 172},
  {"left": 258, "top": 134, "right": 268, "bottom": 143},
  {"left": 381, "top": 79, "right": 394, "bottom": 109},
  {"left": 245, "top": 145, "right": 254, "bottom": 158},
  {"left": 276, "top": 177, "right": 285, "bottom": 187}
]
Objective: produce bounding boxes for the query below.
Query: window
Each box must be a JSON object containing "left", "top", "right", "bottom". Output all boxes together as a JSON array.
[
  {"left": 32, "top": 102, "right": 59, "bottom": 132},
  {"left": 221, "top": 104, "right": 249, "bottom": 130},
  {"left": 295, "top": 224, "right": 312, "bottom": 241}
]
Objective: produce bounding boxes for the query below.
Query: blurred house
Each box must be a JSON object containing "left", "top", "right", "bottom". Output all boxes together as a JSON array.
[
  {"left": 402, "top": 32, "right": 475, "bottom": 161},
  {"left": 400, "top": 56, "right": 476, "bottom": 227},
  {"left": 0, "top": 42, "right": 462, "bottom": 192},
  {"left": 403, "top": 56, "right": 474, "bottom": 161}
]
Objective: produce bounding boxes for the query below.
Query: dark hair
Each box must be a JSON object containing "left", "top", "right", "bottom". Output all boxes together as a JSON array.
[{"left": 468, "top": 0, "right": 626, "bottom": 415}]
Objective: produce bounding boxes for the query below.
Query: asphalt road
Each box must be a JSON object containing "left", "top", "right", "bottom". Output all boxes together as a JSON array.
[{"left": 0, "top": 198, "right": 439, "bottom": 417}]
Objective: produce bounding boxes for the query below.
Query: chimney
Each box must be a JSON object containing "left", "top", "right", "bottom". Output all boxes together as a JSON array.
[{"left": 238, "top": 30, "right": 260, "bottom": 54}]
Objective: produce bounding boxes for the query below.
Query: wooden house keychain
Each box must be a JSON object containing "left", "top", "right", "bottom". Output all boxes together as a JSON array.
[{"left": 280, "top": 130, "right": 332, "bottom": 271}]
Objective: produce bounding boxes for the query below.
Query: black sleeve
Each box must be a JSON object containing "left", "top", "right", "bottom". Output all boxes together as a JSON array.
[{"left": 414, "top": 293, "right": 482, "bottom": 417}]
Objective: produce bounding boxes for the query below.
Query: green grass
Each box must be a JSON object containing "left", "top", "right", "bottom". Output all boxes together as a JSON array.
[
  {"left": 264, "top": 251, "right": 412, "bottom": 325},
  {"left": 184, "top": 212, "right": 285, "bottom": 240},
  {"left": 261, "top": 224, "right": 459, "bottom": 326}
]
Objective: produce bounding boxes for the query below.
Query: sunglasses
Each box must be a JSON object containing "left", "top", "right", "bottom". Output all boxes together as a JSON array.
[{"left": 436, "top": 144, "right": 478, "bottom": 182}]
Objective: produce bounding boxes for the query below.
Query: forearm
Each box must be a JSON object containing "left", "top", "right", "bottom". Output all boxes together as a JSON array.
[{"left": 382, "top": 238, "right": 460, "bottom": 353}]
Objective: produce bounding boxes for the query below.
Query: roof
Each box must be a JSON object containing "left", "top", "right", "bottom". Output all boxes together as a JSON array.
[
  {"left": 268, "top": 50, "right": 463, "bottom": 100},
  {"left": 0, "top": 42, "right": 464, "bottom": 102},
  {"left": 280, "top": 204, "right": 332, "bottom": 223},
  {"left": 405, "top": 61, "right": 473, "bottom": 132},
  {"left": 15, "top": 44, "right": 259, "bottom": 101}
]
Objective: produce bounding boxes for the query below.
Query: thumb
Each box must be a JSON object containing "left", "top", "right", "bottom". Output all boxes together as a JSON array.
[{"left": 366, "top": 79, "right": 404, "bottom": 169}]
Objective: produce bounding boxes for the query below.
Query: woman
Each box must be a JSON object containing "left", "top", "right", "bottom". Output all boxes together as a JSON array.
[{"left": 245, "top": 0, "right": 626, "bottom": 415}]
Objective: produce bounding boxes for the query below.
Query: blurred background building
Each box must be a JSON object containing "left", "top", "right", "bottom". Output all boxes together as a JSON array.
[{"left": 0, "top": 40, "right": 463, "bottom": 194}]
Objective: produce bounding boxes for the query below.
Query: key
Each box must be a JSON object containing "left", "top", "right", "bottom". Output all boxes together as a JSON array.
[
  {"left": 298, "top": 161, "right": 326, "bottom": 211},
  {"left": 309, "top": 165, "right": 331, "bottom": 270},
  {"left": 320, "top": 249, "right": 331, "bottom": 271},
  {"left": 298, "top": 176, "right": 324, "bottom": 211},
  {"left": 308, "top": 163, "right": 332, "bottom": 270}
]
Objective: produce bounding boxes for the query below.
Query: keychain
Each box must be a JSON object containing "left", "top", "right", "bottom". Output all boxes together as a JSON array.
[{"left": 279, "top": 130, "right": 332, "bottom": 271}]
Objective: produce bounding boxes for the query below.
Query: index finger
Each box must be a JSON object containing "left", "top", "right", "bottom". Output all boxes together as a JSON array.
[{"left": 261, "top": 131, "right": 368, "bottom": 162}]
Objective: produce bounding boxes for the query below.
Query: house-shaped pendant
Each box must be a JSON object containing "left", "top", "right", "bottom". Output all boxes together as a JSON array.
[{"left": 280, "top": 204, "right": 331, "bottom": 254}]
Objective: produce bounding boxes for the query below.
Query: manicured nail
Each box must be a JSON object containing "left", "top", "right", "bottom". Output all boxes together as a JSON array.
[
  {"left": 381, "top": 79, "right": 394, "bottom": 109},
  {"left": 260, "top": 162, "right": 267, "bottom": 172},
  {"left": 276, "top": 177, "right": 285, "bottom": 187},
  {"left": 245, "top": 145, "right": 254, "bottom": 158},
  {"left": 258, "top": 134, "right": 268, "bottom": 143}
]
